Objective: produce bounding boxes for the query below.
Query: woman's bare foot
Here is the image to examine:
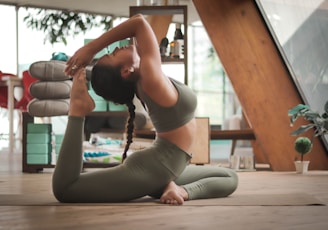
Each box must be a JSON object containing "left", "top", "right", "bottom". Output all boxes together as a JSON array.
[
  {"left": 69, "top": 69, "right": 95, "bottom": 117},
  {"left": 160, "top": 181, "right": 189, "bottom": 205}
]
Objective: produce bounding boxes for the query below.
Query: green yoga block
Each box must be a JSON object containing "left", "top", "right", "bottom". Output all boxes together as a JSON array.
[
  {"left": 27, "top": 143, "right": 52, "bottom": 154},
  {"left": 27, "top": 123, "right": 52, "bottom": 134},
  {"left": 27, "top": 133, "right": 52, "bottom": 144},
  {"left": 27, "top": 154, "right": 51, "bottom": 165}
]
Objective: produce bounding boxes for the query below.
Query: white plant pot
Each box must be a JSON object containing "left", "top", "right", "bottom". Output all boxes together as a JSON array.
[{"left": 294, "top": 161, "right": 310, "bottom": 174}]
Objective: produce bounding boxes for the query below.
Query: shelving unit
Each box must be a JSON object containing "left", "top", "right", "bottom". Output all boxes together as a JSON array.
[{"left": 130, "top": 5, "right": 188, "bottom": 84}]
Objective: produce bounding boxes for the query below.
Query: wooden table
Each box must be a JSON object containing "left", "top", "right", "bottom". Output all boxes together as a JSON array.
[
  {"left": 0, "top": 76, "right": 22, "bottom": 152},
  {"left": 210, "top": 129, "right": 255, "bottom": 140},
  {"left": 211, "top": 129, "right": 256, "bottom": 156}
]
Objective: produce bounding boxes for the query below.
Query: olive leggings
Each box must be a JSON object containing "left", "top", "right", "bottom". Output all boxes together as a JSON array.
[{"left": 52, "top": 116, "right": 238, "bottom": 203}]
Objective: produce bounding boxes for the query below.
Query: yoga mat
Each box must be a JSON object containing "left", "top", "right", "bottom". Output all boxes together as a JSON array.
[{"left": 0, "top": 193, "right": 324, "bottom": 206}]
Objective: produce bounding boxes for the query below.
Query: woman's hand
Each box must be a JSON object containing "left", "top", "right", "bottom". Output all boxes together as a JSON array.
[{"left": 64, "top": 46, "right": 95, "bottom": 76}]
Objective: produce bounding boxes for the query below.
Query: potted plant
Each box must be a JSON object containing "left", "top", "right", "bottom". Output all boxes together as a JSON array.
[{"left": 288, "top": 100, "right": 328, "bottom": 173}]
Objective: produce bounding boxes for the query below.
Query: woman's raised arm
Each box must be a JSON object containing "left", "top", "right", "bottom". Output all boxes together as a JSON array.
[{"left": 65, "top": 14, "right": 161, "bottom": 77}]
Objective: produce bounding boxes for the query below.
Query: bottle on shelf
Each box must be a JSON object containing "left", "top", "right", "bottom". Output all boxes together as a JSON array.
[
  {"left": 159, "top": 37, "right": 169, "bottom": 57},
  {"left": 170, "top": 23, "right": 184, "bottom": 59}
]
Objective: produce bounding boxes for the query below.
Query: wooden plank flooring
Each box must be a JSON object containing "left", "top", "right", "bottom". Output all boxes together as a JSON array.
[{"left": 1, "top": 149, "right": 328, "bottom": 230}]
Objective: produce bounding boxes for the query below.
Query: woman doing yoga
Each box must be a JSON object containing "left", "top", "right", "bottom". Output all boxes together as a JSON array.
[{"left": 52, "top": 14, "right": 238, "bottom": 205}]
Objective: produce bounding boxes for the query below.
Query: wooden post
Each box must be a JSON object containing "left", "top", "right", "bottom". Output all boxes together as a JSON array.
[{"left": 146, "top": 15, "right": 173, "bottom": 45}]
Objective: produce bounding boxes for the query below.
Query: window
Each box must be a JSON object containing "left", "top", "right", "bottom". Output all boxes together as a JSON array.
[{"left": 188, "top": 23, "right": 237, "bottom": 126}]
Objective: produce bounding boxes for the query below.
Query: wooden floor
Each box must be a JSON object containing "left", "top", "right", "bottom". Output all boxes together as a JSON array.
[{"left": 1, "top": 147, "right": 328, "bottom": 230}]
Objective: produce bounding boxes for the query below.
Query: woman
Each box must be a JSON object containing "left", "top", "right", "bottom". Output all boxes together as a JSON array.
[{"left": 52, "top": 14, "right": 238, "bottom": 205}]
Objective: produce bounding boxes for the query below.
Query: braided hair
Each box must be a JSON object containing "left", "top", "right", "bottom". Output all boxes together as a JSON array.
[
  {"left": 91, "top": 64, "right": 136, "bottom": 162},
  {"left": 122, "top": 101, "right": 136, "bottom": 161}
]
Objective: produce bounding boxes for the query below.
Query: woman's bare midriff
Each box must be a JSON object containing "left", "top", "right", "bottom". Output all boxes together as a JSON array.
[{"left": 157, "top": 118, "right": 197, "bottom": 154}]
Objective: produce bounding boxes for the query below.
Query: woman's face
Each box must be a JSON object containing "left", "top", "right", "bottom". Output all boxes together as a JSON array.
[{"left": 97, "top": 45, "right": 138, "bottom": 68}]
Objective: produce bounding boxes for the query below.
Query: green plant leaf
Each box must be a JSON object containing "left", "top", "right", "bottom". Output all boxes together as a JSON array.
[
  {"left": 324, "top": 119, "right": 328, "bottom": 131},
  {"left": 303, "top": 111, "right": 320, "bottom": 121},
  {"left": 290, "top": 124, "right": 316, "bottom": 136},
  {"left": 288, "top": 104, "right": 310, "bottom": 116}
]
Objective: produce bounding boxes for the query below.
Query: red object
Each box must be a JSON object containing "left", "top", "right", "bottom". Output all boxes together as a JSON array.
[
  {"left": 0, "top": 71, "right": 16, "bottom": 109},
  {"left": 0, "top": 70, "right": 38, "bottom": 111},
  {"left": 15, "top": 70, "right": 38, "bottom": 111}
]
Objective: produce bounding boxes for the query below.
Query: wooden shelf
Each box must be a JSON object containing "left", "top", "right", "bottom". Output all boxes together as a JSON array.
[
  {"left": 211, "top": 129, "right": 256, "bottom": 140},
  {"left": 130, "top": 5, "right": 186, "bottom": 15},
  {"left": 161, "top": 57, "right": 184, "bottom": 63},
  {"left": 130, "top": 5, "right": 188, "bottom": 84}
]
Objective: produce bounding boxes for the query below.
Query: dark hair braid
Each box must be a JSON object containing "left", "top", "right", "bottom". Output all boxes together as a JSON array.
[{"left": 122, "top": 101, "right": 136, "bottom": 162}]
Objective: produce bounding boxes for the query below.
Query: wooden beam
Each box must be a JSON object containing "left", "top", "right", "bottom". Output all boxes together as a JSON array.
[
  {"left": 192, "top": 0, "right": 328, "bottom": 170},
  {"left": 146, "top": 15, "right": 173, "bottom": 45}
]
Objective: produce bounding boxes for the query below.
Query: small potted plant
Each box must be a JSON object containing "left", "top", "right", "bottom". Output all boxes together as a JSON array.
[{"left": 288, "top": 100, "right": 328, "bottom": 173}]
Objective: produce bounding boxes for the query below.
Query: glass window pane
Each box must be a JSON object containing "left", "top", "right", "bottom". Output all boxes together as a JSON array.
[{"left": 189, "top": 24, "right": 238, "bottom": 126}]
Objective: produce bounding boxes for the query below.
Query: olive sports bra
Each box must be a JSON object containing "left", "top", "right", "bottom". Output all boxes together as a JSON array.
[{"left": 137, "top": 78, "right": 197, "bottom": 133}]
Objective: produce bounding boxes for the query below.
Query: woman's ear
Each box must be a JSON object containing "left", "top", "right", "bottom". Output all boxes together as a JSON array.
[{"left": 121, "top": 66, "right": 134, "bottom": 79}]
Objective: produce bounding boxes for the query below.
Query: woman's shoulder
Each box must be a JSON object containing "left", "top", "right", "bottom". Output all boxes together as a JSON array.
[{"left": 138, "top": 74, "right": 178, "bottom": 107}]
